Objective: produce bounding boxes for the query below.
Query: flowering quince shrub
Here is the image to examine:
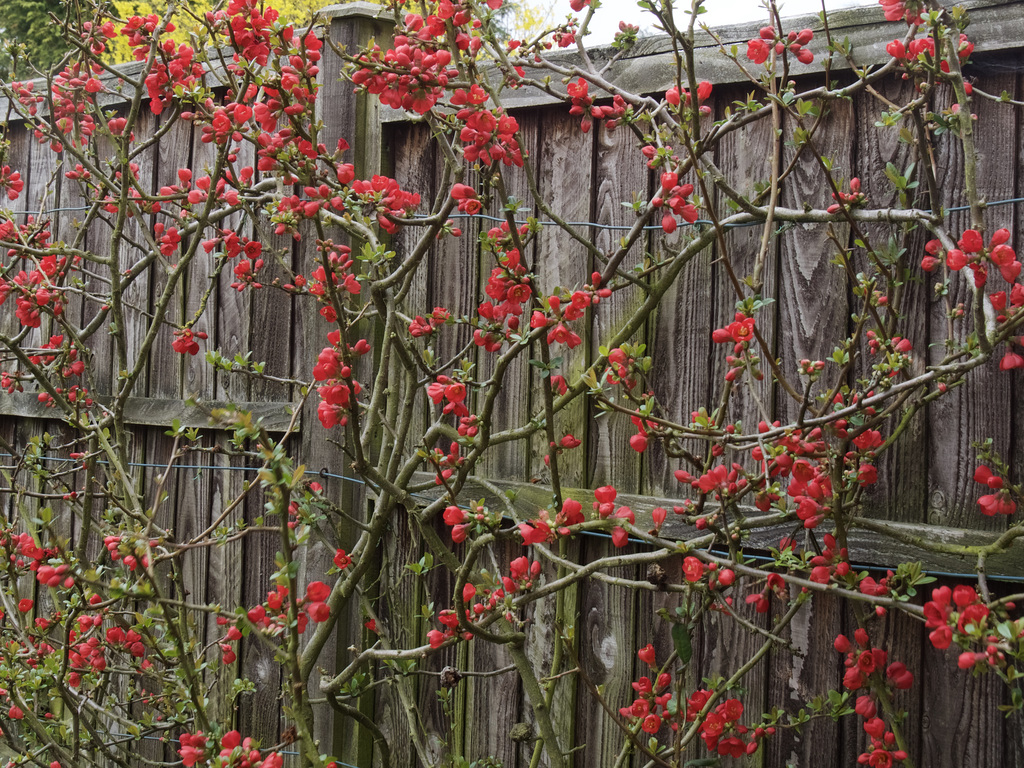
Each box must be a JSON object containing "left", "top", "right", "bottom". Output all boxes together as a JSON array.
[{"left": 1, "top": 0, "right": 1024, "bottom": 767}]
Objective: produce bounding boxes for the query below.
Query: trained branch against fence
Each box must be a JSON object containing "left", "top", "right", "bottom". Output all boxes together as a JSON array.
[{"left": 1, "top": 1, "right": 1024, "bottom": 768}]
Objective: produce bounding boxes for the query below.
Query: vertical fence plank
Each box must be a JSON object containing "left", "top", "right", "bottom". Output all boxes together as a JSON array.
[
  {"left": 476, "top": 111, "right": 538, "bottom": 484},
  {"left": 927, "top": 72, "right": 1017, "bottom": 532},
  {"left": 919, "top": 71, "right": 1019, "bottom": 767},
  {"left": 765, "top": 94, "right": 854, "bottom": 768},
  {"left": 373, "top": 505, "right": 423, "bottom": 768},
  {"left": 587, "top": 120, "right": 648, "bottom": 491},
  {"left": 518, "top": 107, "right": 593, "bottom": 768}
]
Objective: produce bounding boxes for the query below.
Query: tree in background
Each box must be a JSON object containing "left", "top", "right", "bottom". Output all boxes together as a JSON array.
[
  {"left": 0, "top": 0, "right": 68, "bottom": 78},
  {"left": 0, "top": 0, "right": 558, "bottom": 73}
]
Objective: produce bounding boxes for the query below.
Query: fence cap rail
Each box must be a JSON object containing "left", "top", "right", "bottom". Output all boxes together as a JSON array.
[
  {"left": 380, "top": 0, "right": 1024, "bottom": 120},
  {"left": 0, "top": 392, "right": 300, "bottom": 432}
]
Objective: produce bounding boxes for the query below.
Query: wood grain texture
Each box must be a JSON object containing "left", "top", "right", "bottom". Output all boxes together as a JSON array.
[
  {"left": 373, "top": 504, "right": 423, "bottom": 768},
  {"left": 463, "top": 539, "right": 521, "bottom": 768},
  {"left": 919, "top": 583, "right": 1004, "bottom": 768},
  {"left": 588, "top": 120, "right": 648, "bottom": 492},
  {"left": 147, "top": 113, "right": 193, "bottom": 400},
  {"left": 574, "top": 538, "right": 640, "bottom": 767},
  {"left": 476, "top": 111, "right": 537, "bottom": 483},
  {"left": 851, "top": 78, "right": 931, "bottom": 524},
  {"left": 415, "top": 521, "right": 462, "bottom": 768},
  {"left": 842, "top": 77, "right": 930, "bottom": 768},
  {"left": 426, "top": 141, "right": 480, "bottom": 371},
  {"left": 711, "top": 86, "right": 778, "bottom": 456},
  {"left": 528, "top": 108, "right": 594, "bottom": 489},
  {"left": 184, "top": 137, "right": 221, "bottom": 402},
  {"left": 215, "top": 140, "right": 256, "bottom": 406},
  {"left": 926, "top": 71, "right": 1017, "bottom": 532},
  {"left": 121, "top": 110, "right": 157, "bottom": 399},
  {"left": 83, "top": 131, "right": 119, "bottom": 397},
  {"left": 23, "top": 114, "right": 59, "bottom": 357},
  {"left": 644, "top": 221, "right": 715, "bottom": 497},
  {"left": 238, "top": 484, "right": 283, "bottom": 746},
  {"left": 1, "top": 127, "right": 30, "bottom": 347},
  {"left": 766, "top": 94, "right": 855, "bottom": 767},
  {"left": 405, "top": 472, "right": 1024, "bottom": 577},
  {"left": 0, "top": 392, "right": 299, "bottom": 430},
  {"left": 386, "top": 119, "right": 435, "bottom": 466},
  {"left": 691, "top": 88, "right": 777, "bottom": 768},
  {"left": 204, "top": 439, "right": 246, "bottom": 727},
  {"left": 520, "top": 549, "right": 578, "bottom": 768}
]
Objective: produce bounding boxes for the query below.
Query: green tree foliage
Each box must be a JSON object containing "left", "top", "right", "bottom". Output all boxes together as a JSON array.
[{"left": 0, "top": 0, "right": 70, "bottom": 78}]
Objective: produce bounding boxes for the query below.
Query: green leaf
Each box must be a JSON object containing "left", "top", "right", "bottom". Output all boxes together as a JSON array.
[{"left": 672, "top": 623, "right": 692, "bottom": 665}]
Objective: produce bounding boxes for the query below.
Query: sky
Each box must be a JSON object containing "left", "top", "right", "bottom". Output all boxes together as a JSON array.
[{"left": 582, "top": 0, "right": 877, "bottom": 43}]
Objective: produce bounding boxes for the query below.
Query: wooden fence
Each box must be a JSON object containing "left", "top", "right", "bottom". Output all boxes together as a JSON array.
[{"left": 2, "top": 1, "right": 1024, "bottom": 766}]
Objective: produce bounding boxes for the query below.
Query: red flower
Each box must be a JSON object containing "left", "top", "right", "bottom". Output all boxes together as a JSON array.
[
  {"left": 333, "top": 549, "right": 351, "bottom": 569},
  {"left": 518, "top": 521, "right": 551, "bottom": 545},
  {"left": 682, "top": 556, "right": 704, "bottom": 582},
  {"left": 308, "top": 602, "right": 331, "bottom": 622},
  {"left": 637, "top": 644, "right": 656, "bottom": 666},
  {"left": 978, "top": 490, "right": 1016, "bottom": 516},
  {"left": 947, "top": 249, "right": 967, "bottom": 271},
  {"left": 928, "top": 625, "right": 952, "bottom": 649},
  {"left": 999, "top": 350, "right": 1024, "bottom": 370},
  {"left": 305, "top": 581, "right": 330, "bottom": 602},
  {"left": 959, "top": 229, "right": 984, "bottom": 253},
  {"left": 886, "top": 40, "right": 906, "bottom": 59},
  {"left": 747, "top": 38, "right": 770, "bottom": 64},
  {"left": 427, "top": 629, "right": 446, "bottom": 648}
]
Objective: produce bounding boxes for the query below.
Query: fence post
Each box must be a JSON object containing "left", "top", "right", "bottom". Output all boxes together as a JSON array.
[
  {"left": 318, "top": 2, "right": 394, "bottom": 180},
  {"left": 299, "top": 4, "right": 395, "bottom": 766}
]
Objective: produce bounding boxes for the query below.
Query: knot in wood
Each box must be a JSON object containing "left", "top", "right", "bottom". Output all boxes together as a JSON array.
[
  {"left": 439, "top": 665, "right": 462, "bottom": 688},
  {"left": 509, "top": 722, "right": 534, "bottom": 743},
  {"left": 646, "top": 563, "right": 668, "bottom": 590}
]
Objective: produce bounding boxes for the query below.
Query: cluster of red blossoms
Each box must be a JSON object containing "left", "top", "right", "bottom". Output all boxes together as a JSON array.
[
  {"left": 621, "top": 652, "right": 770, "bottom": 758},
  {"left": 0, "top": 165, "right": 24, "bottom": 200},
  {"left": 529, "top": 278, "right": 610, "bottom": 349},
  {"left": 973, "top": 465, "right": 1017, "bottom": 517},
  {"left": 1, "top": 251, "right": 69, "bottom": 331},
  {"left": 566, "top": 78, "right": 627, "bottom": 133},
  {"left": 921, "top": 229, "right": 1018, "bottom": 286},
  {"left": 178, "top": 731, "right": 282, "bottom": 768},
  {"left": 306, "top": 242, "right": 362, "bottom": 322},
  {"left": 827, "top": 176, "right": 866, "bottom": 213},
  {"left": 711, "top": 312, "right": 764, "bottom": 382},
  {"left": 920, "top": 228, "right": 1024, "bottom": 371},
  {"left": 834, "top": 630, "right": 913, "bottom": 767},
  {"left": 428, "top": 375, "right": 469, "bottom": 417},
  {"left": 652, "top": 170, "right": 699, "bottom": 234},
  {"left": 516, "top": 487, "right": 635, "bottom": 548},
  {"left": 427, "top": 557, "right": 540, "bottom": 648},
  {"left": 475, "top": 221, "right": 533, "bottom": 350},
  {"left": 352, "top": 0, "right": 497, "bottom": 113},
  {"left": 885, "top": 33, "right": 974, "bottom": 72},
  {"left": 665, "top": 80, "right": 713, "bottom": 116},
  {"left": 451, "top": 85, "right": 524, "bottom": 167},
  {"left": 313, "top": 331, "right": 369, "bottom": 429},
  {"left": 746, "top": 26, "right": 814, "bottom": 66},
  {"left": 922, "top": 584, "right": 995, "bottom": 655},
  {"left": 351, "top": 22, "right": 455, "bottom": 114},
  {"left": 879, "top": 0, "right": 924, "bottom": 24},
  {"left": 245, "top": 580, "right": 334, "bottom": 638}
]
